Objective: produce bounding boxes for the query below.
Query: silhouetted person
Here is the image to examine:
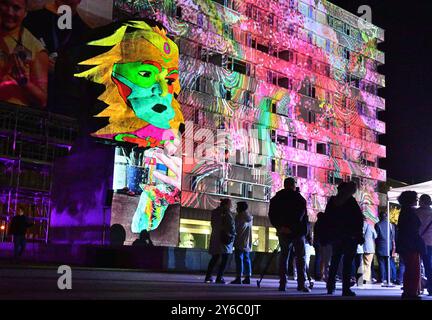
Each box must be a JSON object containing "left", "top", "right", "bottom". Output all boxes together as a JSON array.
[
  {"left": 416, "top": 194, "right": 432, "bottom": 296},
  {"left": 231, "top": 201, "right": 253, "bottom": 285},
  {"left": 314, "top": 211, "right": 332, "bottom": 282},
  {"left": 109, "top": 224, "right": 126, "bottom": 246},
  {"left": 326, "top": 182, "right": 364, "bottom": 296},
  {"left": 397, "top": 191, "right": 423, "bottom": 299},
  {"left": 362, "top": 219, "right": 377, "bottom": 285},
  {"left": 269, "top": 177, "right": 309, "bottom": 292},
  {"left": 9, "top": 208, "right": 33, "bottom": 259},
  {"left": 375, "top": 211, "right": 395, "bottom": 284},
  {"left": 205, "top": 199, "right": 236, "bottom": 284},
  {"left": 133, "top": 230, "right": 154, "bottom": 247}
]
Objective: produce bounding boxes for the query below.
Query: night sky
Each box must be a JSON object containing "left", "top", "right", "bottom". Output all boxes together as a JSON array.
[{"left": 328, "top": 0, "right": 432, "bottom": 184}]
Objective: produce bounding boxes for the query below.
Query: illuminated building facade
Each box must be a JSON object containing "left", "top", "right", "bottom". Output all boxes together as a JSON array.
[{"left": 114, "top": 0, "right": 386, "bottom": 251}]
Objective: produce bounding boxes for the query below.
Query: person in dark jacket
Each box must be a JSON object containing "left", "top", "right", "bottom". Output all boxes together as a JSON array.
[
  {"left": 416, "top": 194, "right": 432, "bottom": 296},
  {"left": 397, "top": 191, "right": 423, "bottom": 299},
  {"left": 9, "top": 208, "right": 33, "bottom": 259},
  {"left": 230, "top": 201, "right": 253, "bottom": 285},
  {"left": 314, "top": 211, "right": 332, "bottom": 282},
  {"left": 375, "top": 211, "right": 396, "bottom": 284},
  {"left": 325, "top": 182, "right": 364, "bottom": 296},
  {"left": 205, "top": 199, "right": 236, "bottom": 284},
  {"left": 132, "top": 230, "right": 154, "bottom": 247},
  {"left": 268, "top": 177, "right": 309, "bottom": 292}
]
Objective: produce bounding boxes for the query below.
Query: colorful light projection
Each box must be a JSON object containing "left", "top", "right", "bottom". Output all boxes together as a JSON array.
[
  {"left": 76, "top": 20, "right": 184, "bottom": 232},
  {"left": 114, "top": 1, "right": 385, "bottom": 222}
]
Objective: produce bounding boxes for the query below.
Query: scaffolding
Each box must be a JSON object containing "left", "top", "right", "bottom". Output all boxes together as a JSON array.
[{"left": 0, "top": 102, "right": 78, "bottom": 243}]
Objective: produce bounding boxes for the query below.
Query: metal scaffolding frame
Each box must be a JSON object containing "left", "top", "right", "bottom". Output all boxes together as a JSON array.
[{"left": 0, "top": 102, "right": 78, "bottom": 243}]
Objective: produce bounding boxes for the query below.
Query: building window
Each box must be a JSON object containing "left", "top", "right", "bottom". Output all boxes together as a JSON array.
[
  {"left": 297, "top": 139, "right": 308, "bottom": 151},
  {"left": 307, "top": 56, "right": 313, "bottom": 70},
  {"left": 297, "top": 165, "right": 308, "bottom": 178},
  {"left": 278, "top": 77, "right": 292, "bottom": 90},
  {"left": 179, "top": 219, "right": 211, "bottom": 249},
  {"left": 324, "top": 64, "right": 331, "bottom": 77},
  {"left": 308, "top": 32, "right": 313, "bottom": 44},
  {"left": 256, "top": 42, "right": 269, "bottom": 54},
  {"left": 344, "top": 48, "right": 350, "bottom": 60},
  {"left": 197, "top": 13, "right": 204, "bottom": 27},
  {"left": 308, "top": 5, "right": 313, "bottom": 19},
  {"left": 307, "top": 111, "right": 316, "bottom": 124},
  {"left": 305, "top": 82, "right": 316, "bottom": 98},
  {"left": 268, "top": 13, "right": 274, "bottom": 26},
  {"left": 208, "top": 52, "right": 223, "bottom": 66},
  {"left": 344, "top": 23, "right": 350, "bottom": 36},
  {"left": 276, "top": 135, "right": 288, "bottom": 146},
  {"left": 270, "top": 130, "right": 276, "bottom": 142},
  {"left": 223, "top": 24, "right": 234, "bottom": 40},
  {"left": 350, "top": 75, "right": 360, "bottom": 88},
  {"left": 317, "top": 142, "right": 327, "bottom": 155},
  {"left": 288, "top": 24, "right": 295, "bottom": 35},
  {"left": 279, "top": 50, "right": 293, "bottom": 62},
  {"left": 227, "top": 58, "right": 248, "bottom": 75},
  {"left": 175, "top": 6, "right": 182, "bottom": 19},
  {"left": 271, "top": 102, "right": 277, "bottom": 114},
  {"left": 326, "top": 39, "right": 331, "bottom": 52},
  {"left": 267, "top": 70, "right": 274, "bottom": 84}
]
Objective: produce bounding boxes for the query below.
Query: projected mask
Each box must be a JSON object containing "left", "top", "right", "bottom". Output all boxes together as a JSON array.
[
  {"left": 76, "top": 20, "right": 183, "bottom": 233},
  {"left": 76, "top": 20, "right": 183, "bottom": 147}
]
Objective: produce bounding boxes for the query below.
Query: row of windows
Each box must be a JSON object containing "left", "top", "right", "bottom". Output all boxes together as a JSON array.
[
  {"left": 185, "top": 48, "right": 381, "bottom": 117},
  {"left": 174, "top": 4, "right": 382, "bottom": 87},
  {"left": 184, "top": 38, "right": 381, "bottom": 100},
  {"left": 191, "top": 74, "right": 380, "bottom": 135},
  {"left": 270, "top": 131, "right": 378, "bottom": 165},
  {"left": 187, "top": 107, "right": 380, "bottom": 167},
  {"left": 244, "top": 1, "right": 379, "bottom": 59},
  {"left": 243, "top": 2, "right": 381, "bottom": 65}
]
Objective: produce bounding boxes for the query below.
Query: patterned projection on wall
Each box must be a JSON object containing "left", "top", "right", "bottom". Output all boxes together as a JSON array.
[{"left": 114, "top": 0, "right": 386, "bottom": 222}]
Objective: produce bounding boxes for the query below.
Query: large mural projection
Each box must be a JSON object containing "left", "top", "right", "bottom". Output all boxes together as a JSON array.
[
  {"left": 113, "top": 0, "right": 386, "bottom": 231},
  {"left": 76, "top": 20, "right": 184, "bottom": 238}
]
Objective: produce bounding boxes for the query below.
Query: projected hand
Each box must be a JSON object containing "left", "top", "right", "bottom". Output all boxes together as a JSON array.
[{"left": 153, "top": 138, "right": 182, "bottom": 190}]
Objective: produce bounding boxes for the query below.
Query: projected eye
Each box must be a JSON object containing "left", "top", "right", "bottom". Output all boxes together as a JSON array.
[
  {"left": 139, "top": 71, "right": 152, "bottom": 78},
  {"left": 166, "top": 78, "right": 175, "bottom": 85}
]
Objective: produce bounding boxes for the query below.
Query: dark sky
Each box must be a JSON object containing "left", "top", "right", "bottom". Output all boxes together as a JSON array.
[{"left": 328, "top": 0, "right": 432, "bottom": 184}]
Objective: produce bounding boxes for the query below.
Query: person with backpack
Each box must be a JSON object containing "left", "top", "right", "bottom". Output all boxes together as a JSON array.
[
  {"left": 325, "top": 182, "right": 364, "bottom": 296},
  {"left": 205, "top": 199, "right": 236, "bottom": 284},
  {"left": 416, "top": 194, "right": 432, "bottom": 296},
  {"left": 268, "top": 177, "right": 310, "bottom": 292},
  {"left": 230, "top": 201, "right": 253, "bottom": 285}
]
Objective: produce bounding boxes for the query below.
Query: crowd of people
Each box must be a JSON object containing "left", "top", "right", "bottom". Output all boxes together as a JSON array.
[{"left": 204, "top": 178, "right": 432, "bottom": 299}]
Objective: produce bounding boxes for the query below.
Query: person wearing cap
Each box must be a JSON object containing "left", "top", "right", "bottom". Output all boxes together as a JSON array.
[
  {"left": 230, "top": 201, "right": 253, "bottom": 285},
  {"left": 416, "top": 194, "right": 432, "bottom": 296},
  {"left": 205, "top": 198, "right": 236, "bottom": 284}
]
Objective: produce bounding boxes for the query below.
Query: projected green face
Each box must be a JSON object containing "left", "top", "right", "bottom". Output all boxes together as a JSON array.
[{"left": 112, "top": 62, "right": 179, "bottom": 129}]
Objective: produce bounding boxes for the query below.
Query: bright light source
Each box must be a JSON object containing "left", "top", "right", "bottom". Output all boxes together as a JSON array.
[{"left": 0, "top": 225, "right": 5, "bottom": 230}]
